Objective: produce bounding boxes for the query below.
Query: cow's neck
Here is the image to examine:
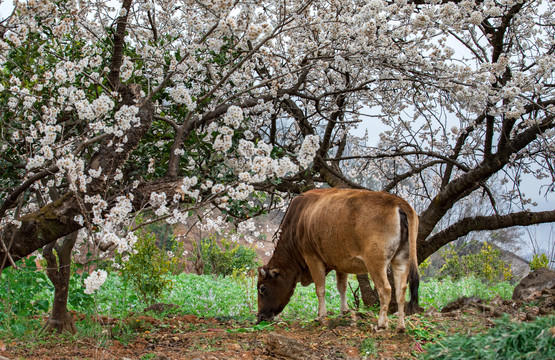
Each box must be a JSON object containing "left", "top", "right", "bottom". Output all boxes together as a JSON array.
[{"left": 267, "top": 234, "right": 309, "bottom": 284}]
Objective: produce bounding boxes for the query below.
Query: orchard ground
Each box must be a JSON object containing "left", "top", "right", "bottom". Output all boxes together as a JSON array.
[
  {"left": 1, "top": 273, "right": 554, "bottom": 360},
  {"left": 0, "top": 310, "right": 499, "bottom": 359}
]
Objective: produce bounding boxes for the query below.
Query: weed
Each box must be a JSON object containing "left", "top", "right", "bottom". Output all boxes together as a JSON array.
[
  {"left": 406, "top": 315, "right": 444, "bottom": 342},
  {"left": 191, "top": 336, "right": 224, "bottom": 351},
  {"left": 530, "top": 253, "right": 549, "bottom": 270},
  {"left": 230, "top": 268, "right": 257, "bottom": 313},
  {"left": 226, "top": 320, "right": 275, "bottom": 333},
  {"left": 140, "top": 353, "right": 157, "bottom": 360},
  {"left": 359, "top": 337, "right": 378, "bottom": 358},
  {"left": 111, "top": 320, "right": 140, "bottom": 346},
  {"left": 75, "top": 315, "right": 105, "bottom": 339}
]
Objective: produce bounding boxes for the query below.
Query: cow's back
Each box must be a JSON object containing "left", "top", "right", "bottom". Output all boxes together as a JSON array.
[{"left": 292, "top": 188, "right": 414, "bottom": 274}]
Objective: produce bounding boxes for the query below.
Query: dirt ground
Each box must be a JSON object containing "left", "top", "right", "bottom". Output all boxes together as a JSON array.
[
  {"left": 0, "top": 313, "right": 464, "bottom": 360},
  {"left": 1, "top": 291, "right": 553, "bottom": 360}
]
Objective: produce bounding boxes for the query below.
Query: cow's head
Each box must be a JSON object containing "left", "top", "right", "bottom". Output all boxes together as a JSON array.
[{"left": 256, "top": 265, "right": 297, "bottom": 323}]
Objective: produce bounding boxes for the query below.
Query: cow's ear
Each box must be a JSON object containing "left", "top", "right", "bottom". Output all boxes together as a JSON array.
[
  {"left": 258, "top": 266, "right": 267, "bottom": 278},
  {"left": 269, "top": 268, "right": 280, "bottom": 278}
]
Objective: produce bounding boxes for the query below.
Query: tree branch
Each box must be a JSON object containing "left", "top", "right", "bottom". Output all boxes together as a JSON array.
[
  {"left": 419, "top": 209, "right": 555, "bottom": 262},
  {"left": 108, "top": 0, "right": 133, "bottom": 90}
]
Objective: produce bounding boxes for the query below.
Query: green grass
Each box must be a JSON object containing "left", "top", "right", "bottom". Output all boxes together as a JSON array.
[
  {"left": 6, "top": 266, "right": 548, "bottom": 360},
  {"left": 419, "top": 276, "right": 515, "bottom": 310},
  {"left": 85, "top": 273, "right": 517, "bottom": 322},
  {"left": 1, "top": 268, "right": 518, "bottom": 337},
  {"left": 2, "top": 271, "right": 517, "bottom": 329},
  {"left": 420, "top": 315, "right": 555, "bottom": 359}
]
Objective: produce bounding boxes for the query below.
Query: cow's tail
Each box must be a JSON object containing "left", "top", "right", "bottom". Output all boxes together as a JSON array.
[
  {"left": 406, "top": 208, "right": 420, "bottom": 315},
  {"left": 407, "top": 258, "right": 420, "bottom": 315},
  {"left": 399, "top": 205, "right": 420, "bottom": 315}
]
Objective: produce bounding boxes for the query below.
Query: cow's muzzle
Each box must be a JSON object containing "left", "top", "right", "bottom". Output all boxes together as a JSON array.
[{"left": 256, "top": 313, "right": 273, "bottom": 324}]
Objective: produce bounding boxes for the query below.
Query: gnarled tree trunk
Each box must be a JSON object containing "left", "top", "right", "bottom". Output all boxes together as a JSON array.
[
  {"left": 356, "top": 274, "right": 378, "bottom": 308},
  {"left": 42, "top": 232, "right": 77, "bottom": 334},
  {"left": 357, "top": 270, "right": 421, "bottom": 315}
]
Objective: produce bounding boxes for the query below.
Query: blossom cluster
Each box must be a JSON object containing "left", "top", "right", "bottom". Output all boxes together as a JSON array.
[
  {"left": 56, "top": 154, "right": 88, "bottom": 192},
  {"left": 297, "top": 135, "right": 320, "bottom": 168},
  {"left": 150, "top": 191, "right": 169, "bottom": 216},
  {"left": 84, "top": 269, "right": 108, "bottom": 294},
  {"left": 246, "top": 24, "right": 264, "bottom": 40},
  {"left": 169, "top": 84, "right": 195, "bottom": 110},
  {"left": 228, "top": 182, "right": 254, "bottom": 201},
  {"left": 0, "top": 0, "right": 553, "bottom": 290},
  {"left": 111, "top": 105, "right": 140, "bottom": 136},
  {"left": 100, "top": 231, "right": 138, "bottom": 254},
  {"left": 223, "top": 105, "right": 243, "bottom": 128}
]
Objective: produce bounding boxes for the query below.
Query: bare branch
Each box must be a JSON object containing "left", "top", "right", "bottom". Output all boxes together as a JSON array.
[
  {"left": 420, "top": 209, "right": 555, "bottom": 262},
  {"left": 108, "top": 0, "right": 134, "bottom": 89}
]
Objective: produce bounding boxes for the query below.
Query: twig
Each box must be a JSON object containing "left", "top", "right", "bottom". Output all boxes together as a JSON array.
[{"left": 0, "top": 230, "right": 19, "bottom": 272}]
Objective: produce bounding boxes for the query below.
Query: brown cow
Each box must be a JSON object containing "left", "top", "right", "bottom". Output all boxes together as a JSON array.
[{"left": 257, "top": 188, "right": 419, "bottom": 331}]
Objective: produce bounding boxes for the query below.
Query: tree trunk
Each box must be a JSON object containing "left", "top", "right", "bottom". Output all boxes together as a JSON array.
[
  {"left": 42, "top": 232, "right": 77, "bottom": 334},
  {"left": 356, "top": 274, "right": 378, "bottom": 308},
  {"left": 357, "top": 271, "right": 403, "bottom": 314}
]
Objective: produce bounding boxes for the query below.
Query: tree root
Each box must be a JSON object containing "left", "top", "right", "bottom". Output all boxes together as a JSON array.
[{"left": 40, "top": 311, "right": 77, "bottom": 335}]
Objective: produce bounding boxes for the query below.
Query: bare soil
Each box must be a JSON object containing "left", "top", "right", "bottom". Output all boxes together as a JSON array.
[{"left": 1, "top": 291, "right": 553, "bottom": 360}]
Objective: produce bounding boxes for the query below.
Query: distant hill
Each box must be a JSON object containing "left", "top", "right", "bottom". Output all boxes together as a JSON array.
[
  {"left": 498, "top": 248, "right": 530, "bottom": 280},
  {"left": 422, "top": 241, "right": 530, "bottom": 282}
]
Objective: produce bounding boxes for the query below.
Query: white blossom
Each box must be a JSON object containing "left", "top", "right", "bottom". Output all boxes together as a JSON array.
[
  {"left": 169, "top": 85, "right": 195, "bottom": 110},
  {"left": 297, "top": 135, "right": 319, "bottom": 168},
  {"left": 84, "top": 270, "right": 108, "bottom": 294}
]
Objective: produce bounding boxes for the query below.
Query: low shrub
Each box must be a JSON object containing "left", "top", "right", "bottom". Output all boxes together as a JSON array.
[
  {"left": 191, "top": 235, "right": 260, "bottom": 276},
  {"left": 440, "top": 242, "right": 513, "bottom": 282},
  {"left": 115, "top": 226, "right": 183, "bottom": 306},
  {"left": 0, "top": 256, "right": 50, "bottom": 337},
  {"left": 529, "top": 253, "right": 549, "bottom": 270},
  {"left": 0, "top": 256, "right": 50, "bottom": 318}
]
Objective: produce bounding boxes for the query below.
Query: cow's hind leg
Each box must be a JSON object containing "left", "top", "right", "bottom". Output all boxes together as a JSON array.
[
  {"left": 336, "top": 271, "right": 349, "bottom": 315},
  {"left": 391, "top": 257, "right": 409, "bottom": 332},
  {"left": 366, "top": 262, "right": 391, "bottom": 330},
  {"left": 305, "top": 256, "right": 328, "bottom": 322}
]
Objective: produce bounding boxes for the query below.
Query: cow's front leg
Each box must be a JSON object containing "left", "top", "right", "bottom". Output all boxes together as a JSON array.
[{"left": 305, "top": 256, "right": 327, "bottom": 323}]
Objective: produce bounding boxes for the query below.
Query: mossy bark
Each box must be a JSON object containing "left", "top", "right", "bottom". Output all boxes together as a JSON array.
[{"left": 1, "top": 192, "right": 82, "bottom": 270}]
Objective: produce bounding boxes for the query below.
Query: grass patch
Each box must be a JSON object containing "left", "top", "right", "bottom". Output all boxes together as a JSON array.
[
  {"left": 1, "top": 270, "right": 517, "bottom": 340},
  {"left": 406, "top": 314, "right": 445, "bottom": 342},
  {"left": 359, "top": 337, "right": 378, "bottom": 357},
  {"left": 419, "top": 276, "right": 514, "bottom": 310},
  {"left": 420, "top": 315, "right": 555, "bottom": 359}
]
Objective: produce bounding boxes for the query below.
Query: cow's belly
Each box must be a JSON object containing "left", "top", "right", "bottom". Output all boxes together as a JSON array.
[{"left": 328, "top": 256, "right": 368, "bottom": 275}]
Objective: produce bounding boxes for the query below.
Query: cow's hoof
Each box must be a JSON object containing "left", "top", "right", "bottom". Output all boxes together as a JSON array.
[
  {"left": 316, "top": 316, "right": 329, "bottom": 327},
  {"left": 340, "top": 309, "right": 354, "bottom": 317},
  {"left": 340, "top": 310, "right": 357, "bottom": 323},
  {"left": 396, "top": 326, "right": 406, "bottom": 333}
]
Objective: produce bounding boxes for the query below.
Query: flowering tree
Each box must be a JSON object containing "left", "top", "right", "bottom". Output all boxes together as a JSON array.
[{"left": 0, "top": 0, "right": 554, "bottom": 330}]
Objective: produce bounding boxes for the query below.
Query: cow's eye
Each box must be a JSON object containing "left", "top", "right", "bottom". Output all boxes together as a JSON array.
[{"left": 259, "top": 285, "right": 267, "bottom": 295}]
